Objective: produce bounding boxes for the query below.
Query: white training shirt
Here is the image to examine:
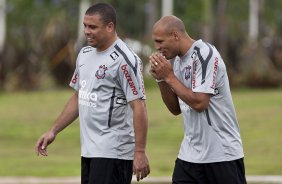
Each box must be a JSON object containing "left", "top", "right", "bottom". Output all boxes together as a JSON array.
[
  {"left": 173, "top": 39, "right": 244, "bottom": 163},
  {"left": 70, "top": 38, "right": 145, "bottom": 160}
]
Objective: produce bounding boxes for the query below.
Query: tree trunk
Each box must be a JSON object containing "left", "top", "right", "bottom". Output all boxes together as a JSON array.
[
  {"left": 201, "top": 0, "right": 213, "bottom": 42},
  {"left": 249, "top": 0, "right": 260, "bottom": 47},
  {"left": 144, "top": 0, "right": 157, "bottom": 39},
  {"left": 0, "top": 0, "right": 6, "bottom": 89},
  {"left": 214, "top": 0, "right": 227, "bottom": 58},
  {"left": 0, "top": 0, "right": 5, "bottom": 52},
  {"left": 76, "top": 0, "right": 90, "bottom": 50},
  {"left": 162, "top": 0, "right": 173, "bottom": 17}
]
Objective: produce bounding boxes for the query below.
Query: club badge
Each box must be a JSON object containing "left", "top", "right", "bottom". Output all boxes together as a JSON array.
[
  {"left": 95, "top": 65, "right": 108, "bottom": 79},
  {"left": 184, "top": 65, "right": 192, "bottom": 80}
]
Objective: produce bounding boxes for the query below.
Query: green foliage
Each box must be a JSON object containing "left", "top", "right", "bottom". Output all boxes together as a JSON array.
[
  {"left": 263, "top": 0, "right": 282, "bottom": 33},
  {"left": 1, "top": 0, "right": 81, "bottom": 90},
  {"left": 0, "top": 88, "right": 282, "bottom": 176},
  {"left": 6, "top": 0, "right": 79, "bottom": 42},
  {"left": 174, "top": 0, "right": 203, "bottom": 38},
  {"left": 111, "top": 0, "right": 147, "bottom": 39},
  {"left": 2, "top": 0, "right": 282, "bottom": 90}
]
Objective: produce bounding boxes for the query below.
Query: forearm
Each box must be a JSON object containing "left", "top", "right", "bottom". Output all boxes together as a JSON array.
[
  {"left": 165, "top": 76, "right": 210, "bottom": 112},
  {"left": 149, "top": 53, "right": 209, "bottom": 112},
  {"left": 50, "top": 92, "right": 79, "bottom": 135},
  {"left": 132, "top": 100, "right": 148, "bottom": 152},
  {"left": 158, "top": 81, "right": 181, "bottom": 115}
]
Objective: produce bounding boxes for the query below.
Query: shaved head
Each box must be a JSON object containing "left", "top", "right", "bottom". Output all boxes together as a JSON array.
[
  {"left": 152, "top": 15, "right": 193, "bottom": 59},
  {"left": 153, "top": 15, "right": 186, "bottom": 35}
]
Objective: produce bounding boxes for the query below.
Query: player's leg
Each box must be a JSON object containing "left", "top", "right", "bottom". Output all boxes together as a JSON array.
[
  {"left": 81, "top": 157, "right": 91, "bottom": 184},
  {"left": 81, "top": 157, "right": 114, "bottom": 184},
  {"left": 82, "top": 157, "right": 133, "bottom": 184},
  {"left": 203, "top": 158, "right": 247, "bottom": 184},
  {"left": 172, "top": 158, "right": 208, "bottom": 184},
  {"left": 111, "top": 159, "right": 133, "bottom": 184}
]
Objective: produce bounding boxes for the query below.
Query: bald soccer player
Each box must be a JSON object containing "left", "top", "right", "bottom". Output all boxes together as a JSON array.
[{"left": 149, "top": 15, "right": 247, "bottom": 184}]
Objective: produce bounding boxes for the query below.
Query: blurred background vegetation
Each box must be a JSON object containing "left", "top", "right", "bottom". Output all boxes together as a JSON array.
[{"left": 0, "top": 0, "right": 282, "bottom": 91}]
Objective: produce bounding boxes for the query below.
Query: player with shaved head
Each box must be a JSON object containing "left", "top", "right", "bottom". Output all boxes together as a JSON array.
[{"left": 150, "top": 15, "right": 247, "bottom": 184}]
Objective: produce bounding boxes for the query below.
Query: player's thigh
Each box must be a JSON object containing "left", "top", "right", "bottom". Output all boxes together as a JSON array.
[
  {"left": 81, "top": 157, "right": 132, "bottom": 184},
  {"left": 172, "top": 158, "right": 208, "bottom": 184},
  {"left": 112, "top": 159, "right": 133, "bottom": 184},
  {"left": 204, "top": 158, "right": 247, "bottom": 184},
  {"left": 81, "top": 157, "right": 91, "bottom": 184}
]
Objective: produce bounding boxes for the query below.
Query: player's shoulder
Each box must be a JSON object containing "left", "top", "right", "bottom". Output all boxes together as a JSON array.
[
  {"left": 193, "top": 39, "right": 217, "bottom": 60},
  {"left": 113, "top": 39, "right": 139, "bottom": 63},
  {"left": 193, "top": 39, "right": 211, "bottom": 52}
]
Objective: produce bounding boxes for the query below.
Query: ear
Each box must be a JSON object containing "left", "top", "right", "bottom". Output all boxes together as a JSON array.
[
  {"left": 173, "top": 31, "right": 179, "bottom": 40},
  {"left": 106, "top": 22, "right": 115, "bottom": 32}
]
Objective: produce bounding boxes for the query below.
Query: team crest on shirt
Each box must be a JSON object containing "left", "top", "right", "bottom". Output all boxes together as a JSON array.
[
  {"left": 184, "top": 65, "right": 192, "bottom": 80},
  {"left": 110, "top": 51, "right": 119, "bottom": 60},
  {"left": 95, "top": 65, "right": 108, "bottom": 79}
]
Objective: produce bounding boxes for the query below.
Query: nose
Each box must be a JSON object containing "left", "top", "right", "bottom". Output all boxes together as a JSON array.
[
  {"left": 155, "top": 44, "right": 161, "bottom": 52},
  {"left": 84, "top": 26, "right": 90, "bottom": 35}
]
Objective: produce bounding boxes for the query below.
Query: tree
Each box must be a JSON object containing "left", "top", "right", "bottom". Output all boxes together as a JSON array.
[
  {"left": 1, "top": 0, "right": 79, "bottom": 90},
  {"left": 161, "top": 0, "right": 173, "bottom": 17},
  {"left": 201, "top": 0, "right": 213, "bottom": 42},
  {"left": 0, "top": 0, "right": 6, "bottom": 90},
  {"left": 76, "top": 0, "right": 90, "bottom": 50},
  {"left": 0, "top": 0, "right": 5, "bottom": 52},
  {"left": 249, "top": 0, "right": 259, "bottom": 46},
  {"left": 238, "top": 0, "right": 281, "bottom": 87}
]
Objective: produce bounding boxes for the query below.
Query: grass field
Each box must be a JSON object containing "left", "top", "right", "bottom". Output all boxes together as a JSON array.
[{"left": 0, "top": 86, "right": 282, "bottom": 177}]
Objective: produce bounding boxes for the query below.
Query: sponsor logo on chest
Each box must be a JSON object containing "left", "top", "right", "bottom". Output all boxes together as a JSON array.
[{"left": 79, "top": 80, "right": 98, "bottom": 107}]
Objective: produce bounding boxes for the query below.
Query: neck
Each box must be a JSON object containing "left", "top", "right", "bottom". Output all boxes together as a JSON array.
[
  {"left": 97, "top": 33, "right": 118, "bottom": 52},
  {"left": 179, "top": 35, "right": 195, "bottom": 57}
]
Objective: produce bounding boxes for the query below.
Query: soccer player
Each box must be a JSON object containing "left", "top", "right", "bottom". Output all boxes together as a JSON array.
[
  {"left": 149, "top": 15, "right": 247, "bottom": 184},
  {"left": 35, "top": 3, "right": 150, "bottom": 184}
]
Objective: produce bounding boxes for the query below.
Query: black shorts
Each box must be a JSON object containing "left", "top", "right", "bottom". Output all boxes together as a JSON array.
[
  {"left": 172, "top": 158, "right": 247, "bottom": 184},
  {"left": 81, "top": 157, "right": 133, "bottom": 184}
]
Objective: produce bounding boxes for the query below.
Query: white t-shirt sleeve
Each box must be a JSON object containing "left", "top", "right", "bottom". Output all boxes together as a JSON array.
[
  {"left": 118, "top": 57, "right": 145, "bottom": 102},
  {"left": 69, "top": 52, "right": 81, "bottom": 91},
  {"left": 192, "top": 46, "right": 220, "bottom": 95}
]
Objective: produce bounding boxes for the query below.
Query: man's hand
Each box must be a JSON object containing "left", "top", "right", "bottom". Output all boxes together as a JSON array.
[
  {"left": 133, "top": 151, "right": 150, "bottom": 182},
  {"left": 35, "top": 131, "right": 56, "bottom": 156},
  {"left": 149, "top": 52, "right": 174, "bottom": 81}
]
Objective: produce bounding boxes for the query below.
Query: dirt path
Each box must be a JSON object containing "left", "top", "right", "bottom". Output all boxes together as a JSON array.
[{"left": 0, "top": 176, "right": 282, "bottom": 184}]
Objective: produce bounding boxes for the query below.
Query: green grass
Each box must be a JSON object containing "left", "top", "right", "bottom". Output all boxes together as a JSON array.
[
  {"left": 232, "top": 88, "right": 282, "bottom": 175},
  {"left": 0, "top": 87, "right": 282, "bottom": 176}
]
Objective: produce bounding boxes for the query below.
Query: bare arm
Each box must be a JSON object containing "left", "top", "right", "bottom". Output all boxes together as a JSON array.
[
  {"left": 165, "top": 75, "right": 210, "bottom": 112},
  {"left": 149, "top": 58, "right": 181, "bottom": 115},
  {"left": 35, "top": 91, "right": 79, "bottom": 156},
  {"left": 150, "top": 53, "right": 210, "bottom": 112},
  {"left": 157, "top": 81, "right": 181, "bottom": 115},
  {"left": 129, "top": 99, "right": 150, "bottom": 181}
]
